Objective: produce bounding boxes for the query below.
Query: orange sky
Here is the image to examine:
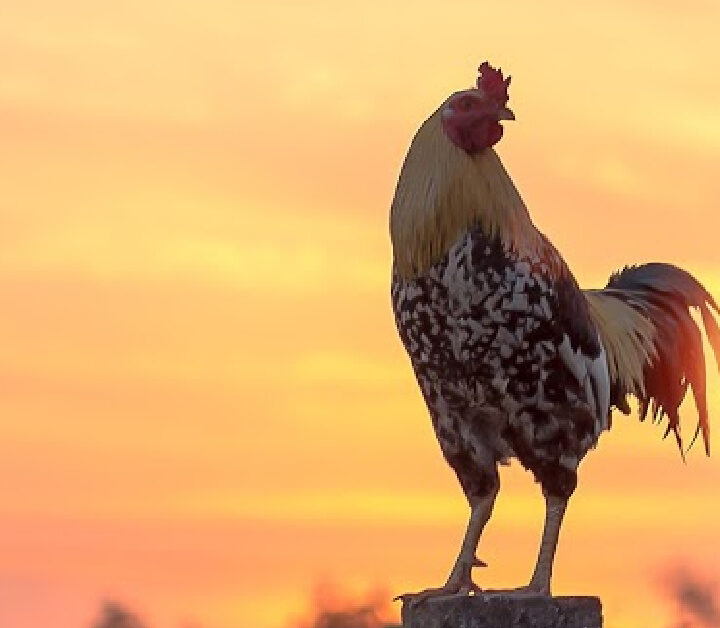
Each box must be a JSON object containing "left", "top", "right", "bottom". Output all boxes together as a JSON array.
[{"left": 1, "top": 1, "right": 720, "bottom": 627}]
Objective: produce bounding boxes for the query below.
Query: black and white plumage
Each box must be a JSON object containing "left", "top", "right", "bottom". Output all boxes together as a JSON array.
[
  {"left": 392, "top": 226, "right": 609, "bottom": 501},
  {"left": 390, "top": 63, "right": 720, "bottom": 602}
]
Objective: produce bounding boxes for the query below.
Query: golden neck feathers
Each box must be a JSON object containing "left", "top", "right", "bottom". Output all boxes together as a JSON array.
[{"left": 390, "top": 106, "right": 547, "bottom": 279}]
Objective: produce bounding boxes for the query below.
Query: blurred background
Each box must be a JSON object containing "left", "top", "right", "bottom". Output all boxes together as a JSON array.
[{"left": 1, "top": 1, "right": 719, "bottom": 627}]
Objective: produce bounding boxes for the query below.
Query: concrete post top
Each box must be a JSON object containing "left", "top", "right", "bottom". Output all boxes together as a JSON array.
[{"left": 401, "top": 594, "right": 602, "bottom": 628}]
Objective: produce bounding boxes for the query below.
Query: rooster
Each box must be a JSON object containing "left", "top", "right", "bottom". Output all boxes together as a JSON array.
[{"left": 390, "top": 62, "right": 720, "bottom": 602}]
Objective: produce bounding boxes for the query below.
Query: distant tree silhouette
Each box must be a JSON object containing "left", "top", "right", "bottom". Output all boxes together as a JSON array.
[
  {"left": 90, "top": 602, "right": 148, "bottom": 628},
  {"left": 666, "top": 569, "right": 720, "bottom": 628},
  {"left": 301, "top": 605, "right": 399, "bottom": 628},
  {"left": 87, "top": 590, "right": 399, "bottom": 628},
  {"left": 294, "top": 586, "right": 400, "bottom": 628}
]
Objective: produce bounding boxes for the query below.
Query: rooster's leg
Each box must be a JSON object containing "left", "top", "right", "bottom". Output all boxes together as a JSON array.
[
  {"left": 525, "top": 492, "right": 567, "bottom": 594},
  {"left": 396, "top": 486, "right": 498, "bottom": 605},
  {"left": 486, "top": 491, "right": 567, "bottom": 598}
]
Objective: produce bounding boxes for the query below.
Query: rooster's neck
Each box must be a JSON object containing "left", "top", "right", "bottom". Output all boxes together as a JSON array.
[{"left": 390, "top": 109, "right": 545, "bottom": 279}]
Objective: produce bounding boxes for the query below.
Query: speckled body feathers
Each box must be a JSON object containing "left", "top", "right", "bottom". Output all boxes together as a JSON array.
[{"left": 392, "top": 226, "right": 609, "bottom": 500}]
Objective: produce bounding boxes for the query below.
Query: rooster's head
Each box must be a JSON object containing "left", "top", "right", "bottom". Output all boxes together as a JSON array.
[{"left": 442, "top": 62, "right": 514, "bottom": 154}]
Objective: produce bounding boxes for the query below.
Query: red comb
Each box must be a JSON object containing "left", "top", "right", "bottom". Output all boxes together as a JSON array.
[{"left": 477, "top": 62, "right": 511, "bottom": 106}]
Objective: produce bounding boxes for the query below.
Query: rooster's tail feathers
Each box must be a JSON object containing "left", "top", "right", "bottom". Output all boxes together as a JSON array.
[{"left": 586, "top": 263, "right": 720, "bottom": 456}]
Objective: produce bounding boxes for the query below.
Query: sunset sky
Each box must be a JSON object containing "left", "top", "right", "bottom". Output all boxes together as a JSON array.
[{"left": 1, "top": 1, "right": 720, "bottom": 627}]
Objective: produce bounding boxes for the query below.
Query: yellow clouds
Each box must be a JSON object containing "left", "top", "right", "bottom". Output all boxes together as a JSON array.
[
  {"left": 0, "top": 221, "right": 384, "bottom": 293},
  {"left": 123, "top": 483, "right": 720, "bottom": 530},
  {"left": 292, "top": 351, "right": 406, "bottom": 386}
]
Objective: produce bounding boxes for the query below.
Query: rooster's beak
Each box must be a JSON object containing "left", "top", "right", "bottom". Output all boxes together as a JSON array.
[{"left": 497, "top": 107, "right": 515, "bottom": 121}]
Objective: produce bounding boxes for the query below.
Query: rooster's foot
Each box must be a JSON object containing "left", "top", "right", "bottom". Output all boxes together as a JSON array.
[
  {"left": 394, "top": 580, "right": 482, "bottom": 607},
  {"left": 395, "top": 558, "right": 486, "bottom": 607},
  {"left": 482, "top": 583, "right": 550, "bottom": 598}
]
